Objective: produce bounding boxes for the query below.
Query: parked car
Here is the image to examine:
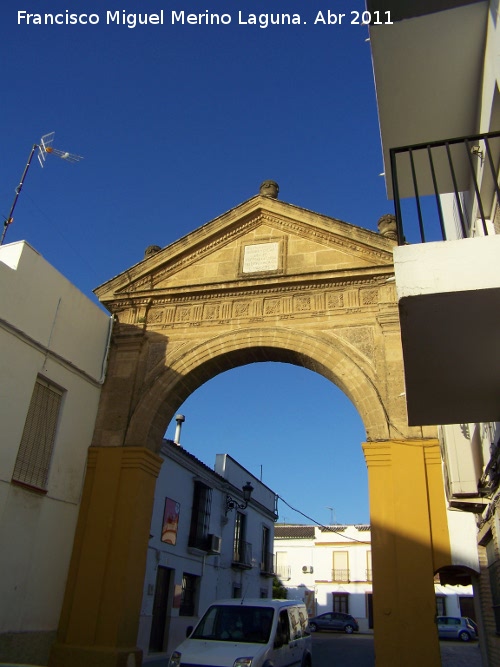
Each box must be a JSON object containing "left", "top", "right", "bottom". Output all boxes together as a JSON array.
[
  {"left": 308, "top": 611, "right": 359, "bottom": 634},
  {"left": 436, "top": 616, "right": 478, "bottom": 642}
]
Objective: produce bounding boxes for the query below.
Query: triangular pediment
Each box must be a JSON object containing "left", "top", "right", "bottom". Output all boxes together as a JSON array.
[{"left": 95, "top": 195, "right": 396, "bottom": 304}]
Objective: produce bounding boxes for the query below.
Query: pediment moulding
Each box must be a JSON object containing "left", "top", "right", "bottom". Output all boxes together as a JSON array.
[{"left": 95, "top": 195, "right": 396, "bottom": 303}]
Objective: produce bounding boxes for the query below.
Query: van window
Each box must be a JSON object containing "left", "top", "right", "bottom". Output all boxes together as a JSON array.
[
  {"left": 192, "top": 605, "right": 274, "bottom": 644},
  {"left": 277, "top": 609, "right": 291, "bottom": 645},
  {"left": 288, "top": 606, "right": 302, "bottom": 639}
]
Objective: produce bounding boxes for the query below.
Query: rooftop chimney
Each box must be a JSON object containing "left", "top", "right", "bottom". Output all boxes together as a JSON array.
[{"left": 174, "top": 414, "right": 185, "bottom": 445}]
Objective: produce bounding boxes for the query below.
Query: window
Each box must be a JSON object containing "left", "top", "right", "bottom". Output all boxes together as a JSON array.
[
  {"left": 233, "top": 512, "right": 251, "bottom": 566},
  {"left": 12, "top": 377, "right": 63, "bottom": 491},
  {"left": 188, "top": 481, "right": 212, "bottom": 550},
  {"left": 332, "top": 551, "right": 349, "bottom": 582},
  {"left": 333, "top": 593, "right": 349, "bottom": 614},
  {"left": 277, "top": 609, "right": 290, "bottom": 645},
  {"left": 275, "top": 552, "right": 290, "bottom": 580},
  {"left": 261, "top": 525, "right": 273, "bottom": 573},
  {"left": 179, "top": 573, "right": 198, "bottom": 616},
  {"left": 366, "top": 550, "right": 372, "bottom": 581}
]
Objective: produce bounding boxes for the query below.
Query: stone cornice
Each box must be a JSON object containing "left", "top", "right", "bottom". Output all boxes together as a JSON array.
[{"left": 103, "top": 268, "right": 395, "bottom": 311}]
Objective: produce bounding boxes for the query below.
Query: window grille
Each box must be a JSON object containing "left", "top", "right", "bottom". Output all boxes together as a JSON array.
[
  {"left": 12, "top": 377, "right": 63, "bottom": 491},
  {"left": 188, "top": 481, "right": 212, "bottom": 550}
]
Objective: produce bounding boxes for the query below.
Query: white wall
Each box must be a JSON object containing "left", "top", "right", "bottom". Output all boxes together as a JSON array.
[{"left": 0, "top": 241, "right": 111, "bottom": 655}]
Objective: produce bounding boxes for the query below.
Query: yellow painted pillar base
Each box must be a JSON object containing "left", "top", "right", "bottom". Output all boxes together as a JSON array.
[
  {"left": 49, "top": 446, "right": 163, "bottom": 667},
  {"left": 363, "top": 439, "right": 451, "bottom": 667}
]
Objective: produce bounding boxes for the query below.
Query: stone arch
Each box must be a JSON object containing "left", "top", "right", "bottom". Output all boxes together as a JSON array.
[
  {"left": 50, "top": 192, "right": 452, "bottom": 667},
  {"left": 126, "top": 326, "right": 392, "bottom": 451}
]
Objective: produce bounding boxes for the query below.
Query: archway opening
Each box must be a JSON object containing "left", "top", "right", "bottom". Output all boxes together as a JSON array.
[{"left": 163, "top": 361, "right": 369, "bottom": 526}]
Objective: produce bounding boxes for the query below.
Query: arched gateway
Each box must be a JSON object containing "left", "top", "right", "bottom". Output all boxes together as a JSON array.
[{"left": 49, "top": 185, "right": 452, "bottom": 667}]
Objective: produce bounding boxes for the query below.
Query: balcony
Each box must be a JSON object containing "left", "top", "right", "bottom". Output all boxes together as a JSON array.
[
  {"left": 386, "top": 132, "right": 500, "bottom": 426},
  {"left": 332, "top": 569, "right": 350, "bottom": 583},
  {"left": 232, "top": 540, "right": 252, "bottom": 569},
  {"left": 367, "top": 4, "right": 500, "bottom": 427},
  {"left": 260, "top": 551, "right": 275, "bottom": 577},
  {"left": 275, "top": 564, "right": 291, "bottom": 581},
  {"left": 390, "top": 132, "right": 500, "bottom": 246}
]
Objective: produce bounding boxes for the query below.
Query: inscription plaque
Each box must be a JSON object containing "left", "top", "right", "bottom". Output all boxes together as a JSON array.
[{"left": 243, "top": 242, "right": 279, "bottom": 273}]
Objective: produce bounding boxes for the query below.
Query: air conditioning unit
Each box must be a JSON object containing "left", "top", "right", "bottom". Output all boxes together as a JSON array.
[
  {"left": 208, "top": 534, "right": 221, "bottom": 554},
  {"left": 302, "top": 565, "right": 313, "bottom": 574}
]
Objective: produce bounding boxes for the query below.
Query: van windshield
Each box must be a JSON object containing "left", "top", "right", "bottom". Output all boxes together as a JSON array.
[{"left": 192, "top": 605, "right": 274, "bottom": 644}]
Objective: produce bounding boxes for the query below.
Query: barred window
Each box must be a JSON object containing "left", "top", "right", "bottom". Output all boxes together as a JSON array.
[
  {"left": 188, "top": 481, "right": 212, "bottom": 550},
  {"left": 12, "top": 377, "right": 63, "bottom": 491}
]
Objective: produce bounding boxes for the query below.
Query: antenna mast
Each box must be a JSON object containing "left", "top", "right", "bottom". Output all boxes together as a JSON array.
[{"left": 1, "top": 132, "right": 83, "bottom": 245}]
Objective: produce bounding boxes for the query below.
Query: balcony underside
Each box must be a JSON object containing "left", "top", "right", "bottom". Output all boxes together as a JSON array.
[{"left": 400, "top": 288, "right": 500, "bottom": 425}]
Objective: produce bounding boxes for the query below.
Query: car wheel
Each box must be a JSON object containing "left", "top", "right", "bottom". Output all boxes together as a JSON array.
[
  {"left": 344, "top": 625, "right": 354, "bottom": 634},
  {"left": 458, "top": 631, "right": 471, "bottom": 642},
  {"left": 309, "top": 622, "right": 318, "bottom": 632}
]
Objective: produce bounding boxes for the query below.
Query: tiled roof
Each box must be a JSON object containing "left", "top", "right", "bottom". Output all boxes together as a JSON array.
[
  {"left": 318, "top": 525, "right": 347, "bottom": 533},
  {"left": 274, "top": 525, "right": 316, "bottom": 539},
  {"left": 161, "top": 439, "right": 226, "bottom": 483}
]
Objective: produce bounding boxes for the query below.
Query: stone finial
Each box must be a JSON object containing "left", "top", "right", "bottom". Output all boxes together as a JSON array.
[
  {"left": 259, "top": 180, "right": 279, "bottom": 199},
  {"left": 144, "top": 245, "right": 161, "bottom": 259},
  {"left": 377, "top": 214, "right": 398, "bottom": 241}
]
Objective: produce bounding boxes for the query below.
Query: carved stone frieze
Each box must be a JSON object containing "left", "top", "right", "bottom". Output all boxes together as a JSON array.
[{"left": 131, "top": 279, "right": 392, "bottom": 332}]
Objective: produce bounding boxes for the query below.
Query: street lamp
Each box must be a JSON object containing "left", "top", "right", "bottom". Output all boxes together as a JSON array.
[{"left": 225, "top": 482, "right": 254, "bottom": 515}]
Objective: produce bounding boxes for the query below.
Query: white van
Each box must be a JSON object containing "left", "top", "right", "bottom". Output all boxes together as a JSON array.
[{"left": 168, "top": 598, "right": 312, "bottom": 667}]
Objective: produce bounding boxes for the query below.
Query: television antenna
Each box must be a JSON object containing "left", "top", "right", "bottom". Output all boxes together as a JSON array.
[
  {"left": 1, "top": 132, "right": 83, "bottom": 245},
  {"left": 326, "top": 506, "right": 336, "bottom": 525}
]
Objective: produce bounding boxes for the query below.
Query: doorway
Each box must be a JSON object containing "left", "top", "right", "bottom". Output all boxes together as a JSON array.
[{"left": 149, "top": 566, "right": 173, "bottom": 652}]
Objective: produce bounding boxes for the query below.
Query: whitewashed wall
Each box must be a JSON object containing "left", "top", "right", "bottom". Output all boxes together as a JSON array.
[{"left": 0, "top": 241, "right": 112, "bottom": 659}]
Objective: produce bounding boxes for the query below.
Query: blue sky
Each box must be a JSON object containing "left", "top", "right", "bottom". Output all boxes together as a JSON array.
[{"left": 1, "top": 0, "right": 394, "bottom": 524}]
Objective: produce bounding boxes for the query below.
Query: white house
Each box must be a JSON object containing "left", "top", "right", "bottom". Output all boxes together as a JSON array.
[
  {"left": 368, "top": 2, "right": 500, "bottom": 664},
  {"left": 0, "top": 241, "right": 113, "bottom": 664},
  {"left": 138, "top": 439, "right": 278, "bottom": 662},
  {"left": 274, "top": 524, "right": 476, "bottom": 633}
]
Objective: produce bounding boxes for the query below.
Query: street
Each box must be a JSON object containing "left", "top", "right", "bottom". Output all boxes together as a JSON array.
[{"left": 309, "top": 632, "right": 483, "bottom": 667}]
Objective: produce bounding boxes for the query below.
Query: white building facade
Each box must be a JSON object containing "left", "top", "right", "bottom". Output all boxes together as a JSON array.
[
  {"left": 138, "top": 441, "right": 278, "bottom": 662},
  {"left": 274, "top": 524, "right": 476, "bottom": 633},
  {"left": 0, "top": 241, "right": 113, "bottom": 663}
]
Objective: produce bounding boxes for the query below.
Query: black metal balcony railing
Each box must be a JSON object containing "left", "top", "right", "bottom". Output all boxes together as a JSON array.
[
  {"left": 390, "top": 131, "right": 500, "bottom": 245},
  {"left": 332, "top": 569, "right": 350, "bottom": 582},
  {"left": 260, "top": 551, "right": 274, "bottom": 575},
  {"left": 232, "top": 540, "right": 252, "bottom": 568}
]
